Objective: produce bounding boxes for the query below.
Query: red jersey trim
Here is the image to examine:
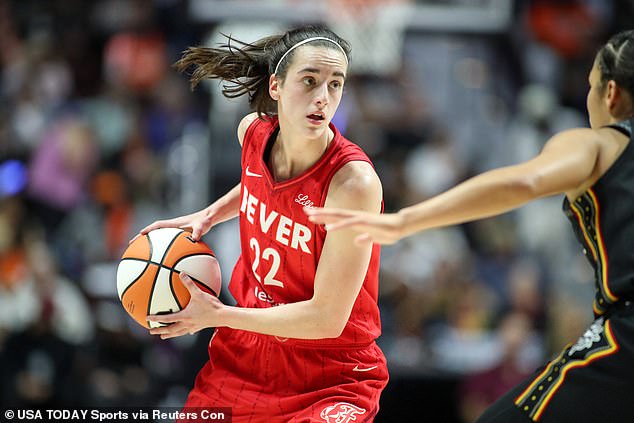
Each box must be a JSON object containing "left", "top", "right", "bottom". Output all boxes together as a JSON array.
[{"left": 245, "top": 116, "right": 348, "bottom": 191}]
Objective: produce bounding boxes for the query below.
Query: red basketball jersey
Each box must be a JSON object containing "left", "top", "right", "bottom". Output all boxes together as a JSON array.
[{"left": 228, "top": 116, "right": 382, "bottom": 347}]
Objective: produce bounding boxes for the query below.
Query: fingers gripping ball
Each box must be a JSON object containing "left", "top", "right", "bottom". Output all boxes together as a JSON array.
[{"left": 117, "top": 228, "right": 221, "bottom": 329}]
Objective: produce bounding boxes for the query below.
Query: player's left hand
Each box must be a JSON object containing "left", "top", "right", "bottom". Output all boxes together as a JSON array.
[
  {"left": 147, "top": 272, "right": 223, "bottom": 339},
  {"left": 304, "top": 206, "right": 405, "bottom": 245}
]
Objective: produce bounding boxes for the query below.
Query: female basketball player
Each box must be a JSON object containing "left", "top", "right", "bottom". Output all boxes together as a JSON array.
[
  {"left": 306, "top": 30, "right": 634, "bottom": 422},
  {"left": 137, "top": 26, "right": 388, "bottom": 421}
]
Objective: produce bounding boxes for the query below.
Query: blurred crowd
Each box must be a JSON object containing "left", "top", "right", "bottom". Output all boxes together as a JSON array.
[{"left": 0, "top": 0, "right": 632, "bottom": 422}]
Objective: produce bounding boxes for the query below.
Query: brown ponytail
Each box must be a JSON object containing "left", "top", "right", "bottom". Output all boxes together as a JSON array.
[{"left": 174, "top": 34, "right": 281, "bottom": 116}]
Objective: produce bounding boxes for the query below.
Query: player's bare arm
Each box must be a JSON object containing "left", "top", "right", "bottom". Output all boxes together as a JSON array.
[
  {"left": 309, "top": 160, "right": 382, "bottom": 336},
  {"left": 307, "top": 128, "right": 601, "bottom": 244}
]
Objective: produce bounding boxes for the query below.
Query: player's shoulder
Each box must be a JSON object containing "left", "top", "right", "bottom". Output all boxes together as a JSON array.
[
  {"left": 554, "top": 126, "right": 618, "bottom": 142},
  {"left": 327, "top": 161, "right": 382, "bottom": 211},
  {"left": 547, "top": 126, "right": 630, "bottom": 158},
  {"left": 237, "top": 112, "right": 262, "bottom": 146},
  {"left": 543, "top": 127, "right": 604, "bottom": 152}
]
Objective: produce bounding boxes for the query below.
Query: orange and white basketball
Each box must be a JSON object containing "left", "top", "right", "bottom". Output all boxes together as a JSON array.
[{"left": 117, "top": 228, "right": 221, "bottom": 329}]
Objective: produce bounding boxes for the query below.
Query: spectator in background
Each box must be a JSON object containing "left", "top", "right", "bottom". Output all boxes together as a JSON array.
[
  {"left": 0, "top": 223, "right": 94, "bottom": 407},
  {"left": 28, "top": 118, "right": 98, "bottom": 229},
  {"left": 459, "top": 312, "right": 537, "bottom": 423}
]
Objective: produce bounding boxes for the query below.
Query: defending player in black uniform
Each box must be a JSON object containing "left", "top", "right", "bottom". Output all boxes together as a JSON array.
[{"left": 306, "top": 30, "right": 634, "bottom": 422}]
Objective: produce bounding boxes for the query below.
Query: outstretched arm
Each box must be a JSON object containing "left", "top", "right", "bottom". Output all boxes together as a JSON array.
[{"left": 306, "top": 128, "right": 601, "bottom": 245}]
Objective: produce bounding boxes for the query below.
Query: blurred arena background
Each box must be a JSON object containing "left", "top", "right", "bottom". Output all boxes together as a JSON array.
[{"left": 0, "top": 0, "right": 632, "bottom": 421}]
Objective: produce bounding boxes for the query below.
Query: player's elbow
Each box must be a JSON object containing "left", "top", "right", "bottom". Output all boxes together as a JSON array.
[
  {"left": 317, "top": 312, "right": 349, "bottom": 338},
  {"left": 321, "top": 320, "right": 346, "bottom": 338},
  {"left": 510, "top": 172, "right": 546, "bottom": 200},
  {"left": 309, "top": 294, "right": 353, "bottom": 338}
]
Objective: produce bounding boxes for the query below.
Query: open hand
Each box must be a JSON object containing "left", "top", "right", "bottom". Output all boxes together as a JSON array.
[
  {"left": 304, "top": 207, "right": 405, "bottom": 245},
  {"left": 147, "top": 272, "right": 223, "bottom": 339}
]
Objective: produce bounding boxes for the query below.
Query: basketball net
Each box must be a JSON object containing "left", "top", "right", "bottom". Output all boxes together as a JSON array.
[{"left": 326, "top": 0, "right": 407, "bottom": 76}]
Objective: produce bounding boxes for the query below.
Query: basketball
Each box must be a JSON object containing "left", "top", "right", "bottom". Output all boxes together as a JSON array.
[{"left": 116, "top": 228, "right": 222, "bottom": 329}]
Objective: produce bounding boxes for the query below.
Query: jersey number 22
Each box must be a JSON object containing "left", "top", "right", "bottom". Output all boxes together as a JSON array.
[{"left": 249, "top": 237, "right": 284, "bottom": 288}]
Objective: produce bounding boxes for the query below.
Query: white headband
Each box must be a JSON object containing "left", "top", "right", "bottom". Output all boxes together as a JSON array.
[{"left": 274, "top": 36, "right": 348, "bottom": 75}]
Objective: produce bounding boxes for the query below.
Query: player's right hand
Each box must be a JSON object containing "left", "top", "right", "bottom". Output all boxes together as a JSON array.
[{"left": 131, "top": 210, "right": 213, "bottom": 243}]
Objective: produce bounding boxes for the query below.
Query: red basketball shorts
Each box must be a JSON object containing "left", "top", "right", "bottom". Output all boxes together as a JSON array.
[{"left": 181, "top": 327, "right": 389, "bottom": 422}]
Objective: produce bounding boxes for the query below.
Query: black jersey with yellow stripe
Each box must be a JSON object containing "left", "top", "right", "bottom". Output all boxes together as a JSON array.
[{"left": 563, "top": 118, "right": 634, "bottom": 317}]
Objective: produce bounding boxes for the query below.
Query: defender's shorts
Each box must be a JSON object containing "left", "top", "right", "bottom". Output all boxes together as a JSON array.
[
  {"left": 476, "top": 302, "right": 634, "bottom": 423},
  {"left": 182, "top": 327, "right": 389, "bottom": 422}
]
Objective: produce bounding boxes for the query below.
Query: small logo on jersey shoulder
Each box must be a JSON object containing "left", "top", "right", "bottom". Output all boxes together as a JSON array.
[
  {"left": 295, "top": 193, "right": 315, "bottom": 208},
  {"left": 320, "top": 402, "right": 366, "bottom": 423},
  {"left": 568, "top": 317, "right": 605, "bottom": 357},
  {"left": 352, "top": 365, "right": 377, "bottom": 372},
  {"left": 245, "top": 166, "right": 263, "bottom": 178}
]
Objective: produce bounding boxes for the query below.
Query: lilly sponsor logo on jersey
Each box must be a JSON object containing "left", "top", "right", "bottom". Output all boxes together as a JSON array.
[
  {"left": 320, "top": 402, "right": 366, "bottom": 423},
  {"left": 295, "top": 193, "right": 315, "bottom": 208},
  {"left": 240, "top": 186, "right": 312, "bottom": 254}
]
